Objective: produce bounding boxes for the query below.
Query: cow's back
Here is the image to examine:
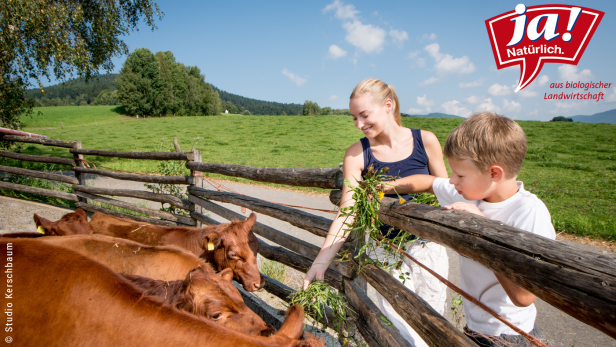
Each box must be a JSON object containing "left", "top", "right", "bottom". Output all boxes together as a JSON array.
[{"left": 36, "top": 234, "right": 204, "bottom": 281}]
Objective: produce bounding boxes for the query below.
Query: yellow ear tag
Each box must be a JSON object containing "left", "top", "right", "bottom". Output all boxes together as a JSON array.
[
  {"left": 36, "top": 226, "right": 45, "bottom": 234},
  {"left": 207, "top": 242, "right": 215, "bottom": 251}
]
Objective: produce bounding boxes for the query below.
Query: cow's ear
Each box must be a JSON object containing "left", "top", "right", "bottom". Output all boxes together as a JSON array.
[
  {"left": 219, "top": 268, "right": 234, "bottom": 282},
  {"left": 243, "top": 213, "right": 257, "bottom": 229},
  {"left": 75, "top": 208, "right": 88, "bottom": 220},
  {"left": 202, "top": 232, "right": 221, "bottom": 252},
  {"left": 33, "top": 214, "right": 52, "bottom": 234},
  {"left": 176, "top": 276, "right": 196, "bottom": 313}
]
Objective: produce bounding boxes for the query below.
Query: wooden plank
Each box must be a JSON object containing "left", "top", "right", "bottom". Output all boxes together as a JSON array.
[
  {"left": 360, "top": 264, "right": 476, "bottom": 347},
  {"left": 188, "top": 186, "right": 332, "bottom": 238},
  {"left": 188, "top": 150, "right": 203, "bottom": 227},
  {"left": 74, "top": 191, "right": 195, "bottom": 226},
  {"left": 72, "top": 167, "right": 190, "bottom": 184},
  {"left": 69, "top": 148, "right": 194, "bottom": 161},
  {"left": 0, "top": 150, "right": 75, "bottom": 166},
  {"left": 330, "top": 189, "right": 342, "bottom": 206},
  {"left": 0, "top": 165, "right": 78, "bottom": 185},
  {"left": 377, "top": 197, "right": 616, "bottom": 339},
  {"left": 344, "top": 279, "right": 413, "bottom": 347},
  {"left": 188, "top": 194, "right": 355, "bottom": 278},
  {"left": 232, "top": 281, "right": 285, "bottom": 330},
  {"left": 189, "top": 211, "right": 220, "bottom": 226},
  {"left": 258, "top": 240, "right": 343, "bottom": 291},
  {"left": 186, "top": 162, "right": 343, "bottom": 189},
  {"left": 0, "top": 181, "right": 78, "bottom": 201},
  {"left": 1, "top": 135, "right": 77, "bottom": 148},
  {"left": 73, "top": 185, "right": 192, "bottom": 210},
  {"left": 75, "top": 202, "right": 179, "bottom": 227},
  {"left": 72, "top": 141, "right": 87, "bottom": 204}
]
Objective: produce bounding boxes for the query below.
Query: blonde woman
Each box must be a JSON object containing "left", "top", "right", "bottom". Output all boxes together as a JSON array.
[{"left": 303, "top": 78, "right": 449, "bottom": 347}]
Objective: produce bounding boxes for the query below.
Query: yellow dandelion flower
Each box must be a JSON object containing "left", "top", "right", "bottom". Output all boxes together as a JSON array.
[
  {"left": 378, "top": 191, "right": 384, "bottom": 201},
  {"left": 399, "top": 198, "right": 406, "bottom": 204}
]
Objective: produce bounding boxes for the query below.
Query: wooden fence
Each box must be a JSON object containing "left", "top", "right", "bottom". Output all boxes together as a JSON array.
[{"left": 0, "top": 133, "right": 614, "bottom": 347}]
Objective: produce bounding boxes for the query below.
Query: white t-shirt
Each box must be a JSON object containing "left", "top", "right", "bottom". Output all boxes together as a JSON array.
[{"left": 432, "top": 178, "right": 555, "bottom": 336}]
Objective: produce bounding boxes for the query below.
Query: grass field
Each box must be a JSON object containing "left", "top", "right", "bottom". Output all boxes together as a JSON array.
[{"left": 5, "top": 106, "right": 616, "bottom": 241}]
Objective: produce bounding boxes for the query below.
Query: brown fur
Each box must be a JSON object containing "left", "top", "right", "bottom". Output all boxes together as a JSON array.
[
  {"left": 33, "top": 208, "right": 93, "bottom": 235},
  {"left": 0, "top": 239, "right": 323, "bottom": 347},
  {"left": 90, "top": 212, "right": 263, "bottom": 292}
]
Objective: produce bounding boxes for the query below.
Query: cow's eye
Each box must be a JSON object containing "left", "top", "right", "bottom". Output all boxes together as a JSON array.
[
  {"left": 228, "top": 252, "right": 239, "bottom": 259},
  {"left": 212, "top": 313, "right": 222, "bottom": 320}
]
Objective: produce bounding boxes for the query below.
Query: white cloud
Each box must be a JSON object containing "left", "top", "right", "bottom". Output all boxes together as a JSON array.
[
  {"left": 424, "top": 43, "right": 475, "bottom": 76},
  {"left": 488, "top": 83, "right": 511, "bottom": 96},
  {"left": 558, "top": 65, "right": 593, "bottom": 81},
  {"left": 281, "top": 68, "right": 307, "bottom": 86},
  {"left": 459, "top": 79, "right": 483, "bottom": 88},
  {"left": 607, "top": 87, "right": 616, "bottom": 102},
  {"left": 419, "top": 77, "right": 438, "bottom": 86},
  {"left": 328, "top": 44, "right": 347, "bottom": 59},
  {"left": 503, "top": 99, "right": 522, "bottom": 113},
  {"left": 549, "top": 101, "right": 584, "bottom": 114},
  {"left": 407, "top": 50, "right": 420, "bottom": 59},
  {"left": 389, "top": 29, "right": 409, "bottom": 47},
  {"left": 463, "top": 95, "right": 481, "bottom": 104},
  {"left": 328, "top": 95, "right": 338, "bottom": 101},
  {"left": 442, "top": 100, "right": 472, "bottom": 117},
  {"left": 475, "top": 98, "right": 500, "bottom": 113},
  {"left": 417, "top": 94, "right": 435, "bottom": 107},
  {"left": 527, "top": 109, "right": 539, "bottom": 116},
  {"left": 407, "top": 108, "right": 426, "bottom": 114},
  {"left": 343, "top": 20, "right": 387, "bottom": 54},
  {"left": 537, "top": 75, "right": 549, "bottom": 86},
  {"left": 422, "top": 33, "right": 437, "bottom": 41},
  {"left": 517, "top": 89, "right": 538, "bottom": 98},
  {"left": 323, "top": 0, "right": 358, "bottom": 20}
]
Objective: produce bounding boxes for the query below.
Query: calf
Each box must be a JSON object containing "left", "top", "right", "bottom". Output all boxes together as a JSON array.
[
  {"left": 1, "top": 239, "right": 323, "bottom": 347},
  {"left": 33, "top": 208, "right": 92, "bottom": 235},
  {"left": 90, "top": 212, "right": 263, "bottom": 292},
  {"left": 34, "top": 234, "right": 272, "bottom": 335}
]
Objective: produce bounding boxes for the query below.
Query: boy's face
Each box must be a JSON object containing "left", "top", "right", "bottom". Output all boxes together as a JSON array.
[{"left": 447, "top": 158, "right": 494, "bottom": 201}]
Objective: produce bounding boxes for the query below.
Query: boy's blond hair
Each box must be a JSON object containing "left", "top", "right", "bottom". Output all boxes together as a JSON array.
[{"left": 444, "top": 112, "right": 527, "bottom": 178}]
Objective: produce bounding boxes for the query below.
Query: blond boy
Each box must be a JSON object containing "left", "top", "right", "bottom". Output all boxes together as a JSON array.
[{"left": 384, "top": 112, "right": 554, "bottom": 346}]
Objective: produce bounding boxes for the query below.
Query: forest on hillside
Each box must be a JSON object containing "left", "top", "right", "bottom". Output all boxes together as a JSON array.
[{"left": 26, "top": 74, "right": 119, "bottom": 107}]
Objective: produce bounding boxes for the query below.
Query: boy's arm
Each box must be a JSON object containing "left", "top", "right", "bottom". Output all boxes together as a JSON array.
[
  {"left": 382, "top": 174, "right": 436, "bottom": 195},
  {"left": 494, "top": 273, "right": 537, "bottom": 307}
]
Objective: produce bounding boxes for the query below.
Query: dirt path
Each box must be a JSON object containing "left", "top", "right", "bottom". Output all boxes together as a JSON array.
[{"left": 1, "top": 176, "right": 615, "bottom": 347}]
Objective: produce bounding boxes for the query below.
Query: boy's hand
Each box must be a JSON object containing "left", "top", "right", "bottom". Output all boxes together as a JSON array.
[{"left": 444, "top": 202, "right": 484, "bottom": 216}]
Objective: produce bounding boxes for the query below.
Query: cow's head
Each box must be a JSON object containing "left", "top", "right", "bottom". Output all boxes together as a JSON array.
[
  {"left": 202, "top": 213, "right": 263, "bottom": 292},
  {"left": 33, "top": 209, "right": 93, "bottom": 236},
  {"left": 175, "top": 266, "right": 274, "bottom": 336}
]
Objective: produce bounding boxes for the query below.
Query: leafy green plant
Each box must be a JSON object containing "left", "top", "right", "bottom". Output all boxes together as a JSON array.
[
  {"left": 144, "top": 160, "right": 189, "bottom": 216},
  {"left": 451, "top": 293, "right": 464, "bottom": 330},
  {"left": 288, "top": 280, "right": 349, "bottom": 333},
  {"left": 259, "top": 258, "right": 287, "bottom": 284}
]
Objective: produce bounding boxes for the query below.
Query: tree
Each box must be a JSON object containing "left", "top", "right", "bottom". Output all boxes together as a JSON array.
[
  {"left": 0, "top": 0, "right": 161, "bottom": 142},
  {"left": 320, "top": 107, "right": 332, "bottom": 115},
  {"left": 115, "top": 48, "right": 162, "bottom": 116},
  {"left": 550, "top": 116, "right": 573, "bottom": 122},
  {"left": 303, "top": 100, "right": 320, "bottom": 116}
]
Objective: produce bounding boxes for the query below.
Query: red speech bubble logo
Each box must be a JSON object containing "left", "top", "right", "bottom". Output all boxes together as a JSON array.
[{"left": 486, "top": 4, "right": 603, "bottom": 92}]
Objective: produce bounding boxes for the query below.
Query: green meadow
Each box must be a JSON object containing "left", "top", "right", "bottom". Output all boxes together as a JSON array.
[{"left": 7, "top": 106, "right": 616, "bottom": 241}]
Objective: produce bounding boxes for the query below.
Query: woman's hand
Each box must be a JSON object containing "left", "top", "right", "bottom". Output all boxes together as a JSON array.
[{"left": 303, "top": 262, "right": 329, "bottom": 289}]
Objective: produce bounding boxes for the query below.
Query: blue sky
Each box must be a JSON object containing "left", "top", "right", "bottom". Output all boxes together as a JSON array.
[{"left": 103, "top": 0, "right": 616, "bottom": 121}]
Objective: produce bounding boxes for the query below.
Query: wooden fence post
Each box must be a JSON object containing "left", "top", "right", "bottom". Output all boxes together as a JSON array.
[
  {"left": 188, "top": 150, "right": 203, "bottom": 226},
  {"left": 72, "top": 141, "right": 87, "bottom": 203}
]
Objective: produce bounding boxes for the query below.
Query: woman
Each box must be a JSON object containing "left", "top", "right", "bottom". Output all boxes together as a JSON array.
[{"left": 302, "top": 78, "right": 449, "bottom": 347}]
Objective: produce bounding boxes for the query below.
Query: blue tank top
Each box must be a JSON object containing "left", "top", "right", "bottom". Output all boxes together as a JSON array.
[{"left": 360, "top": 128, "right": 429, "bottom": 240}]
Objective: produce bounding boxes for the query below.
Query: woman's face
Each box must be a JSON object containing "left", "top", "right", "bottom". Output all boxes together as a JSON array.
[{"left": 349, "top": 92, "right": 392, "bottom": 138}]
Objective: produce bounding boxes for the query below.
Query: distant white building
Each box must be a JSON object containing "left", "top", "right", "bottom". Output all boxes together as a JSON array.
[{"left": 224, "top": 109, "right": 229, "bottom": 114}]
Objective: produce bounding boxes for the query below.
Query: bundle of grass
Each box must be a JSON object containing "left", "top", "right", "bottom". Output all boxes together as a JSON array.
[{"left": 289, "top": 280, "right": 349, "bottom": 333}]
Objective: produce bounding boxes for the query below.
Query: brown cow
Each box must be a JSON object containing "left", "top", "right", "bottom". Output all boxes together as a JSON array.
[
  {"left": 1, "top": 239, "right": 323, "bottom": 347},
  {"left": 33, "top": 208, "right": 93, "bottom": 235},
  {"left": 33, "top": 234, "right": 272, "bottom": 335},
  {"left": 90, "top": 212, "right": 263, "bottom": 292}
]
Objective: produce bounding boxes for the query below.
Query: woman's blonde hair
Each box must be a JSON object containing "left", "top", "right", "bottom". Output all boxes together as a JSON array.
[{"left": 350, "top": 78, "right": 401, "bottom": 125}]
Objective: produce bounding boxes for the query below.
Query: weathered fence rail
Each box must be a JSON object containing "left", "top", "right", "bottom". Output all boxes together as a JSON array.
[{"left": 1, "top": 133, "right": 614, "bottom": 347}]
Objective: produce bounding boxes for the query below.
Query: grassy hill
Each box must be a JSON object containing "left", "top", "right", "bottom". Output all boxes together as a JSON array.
[
  {"left": 8, "top": 107, "right": 615, "bottom": 241},
  {"left": 571, "top": 108, "right": 616, "bottom": 124},
  {"left": 20, "top": 105, "right": 128, "bottom": 128}
]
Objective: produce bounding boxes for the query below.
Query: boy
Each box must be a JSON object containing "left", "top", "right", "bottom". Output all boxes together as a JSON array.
[{"left": 384, "top": 112, "right": 554, "bottom": 346}]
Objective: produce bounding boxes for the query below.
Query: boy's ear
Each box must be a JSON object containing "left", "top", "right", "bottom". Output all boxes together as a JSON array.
[{"left": 489, "top": 165, "right": 505, "bottom": 182}]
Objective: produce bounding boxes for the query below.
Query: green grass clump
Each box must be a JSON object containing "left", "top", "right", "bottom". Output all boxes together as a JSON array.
[
  {"left": 289, "top": 280, "right": 349, "bottom": 333},
  {"left": 14, "top": 109, "right": 615, "bottom": 241},
  {"left": 259, "top": 258, "right": 287, "bottom": 284}
]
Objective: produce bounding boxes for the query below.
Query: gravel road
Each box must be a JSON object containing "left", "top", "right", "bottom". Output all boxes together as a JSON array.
[{"left": 1, "top": 175, "right": 615, "bottom": 347}]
